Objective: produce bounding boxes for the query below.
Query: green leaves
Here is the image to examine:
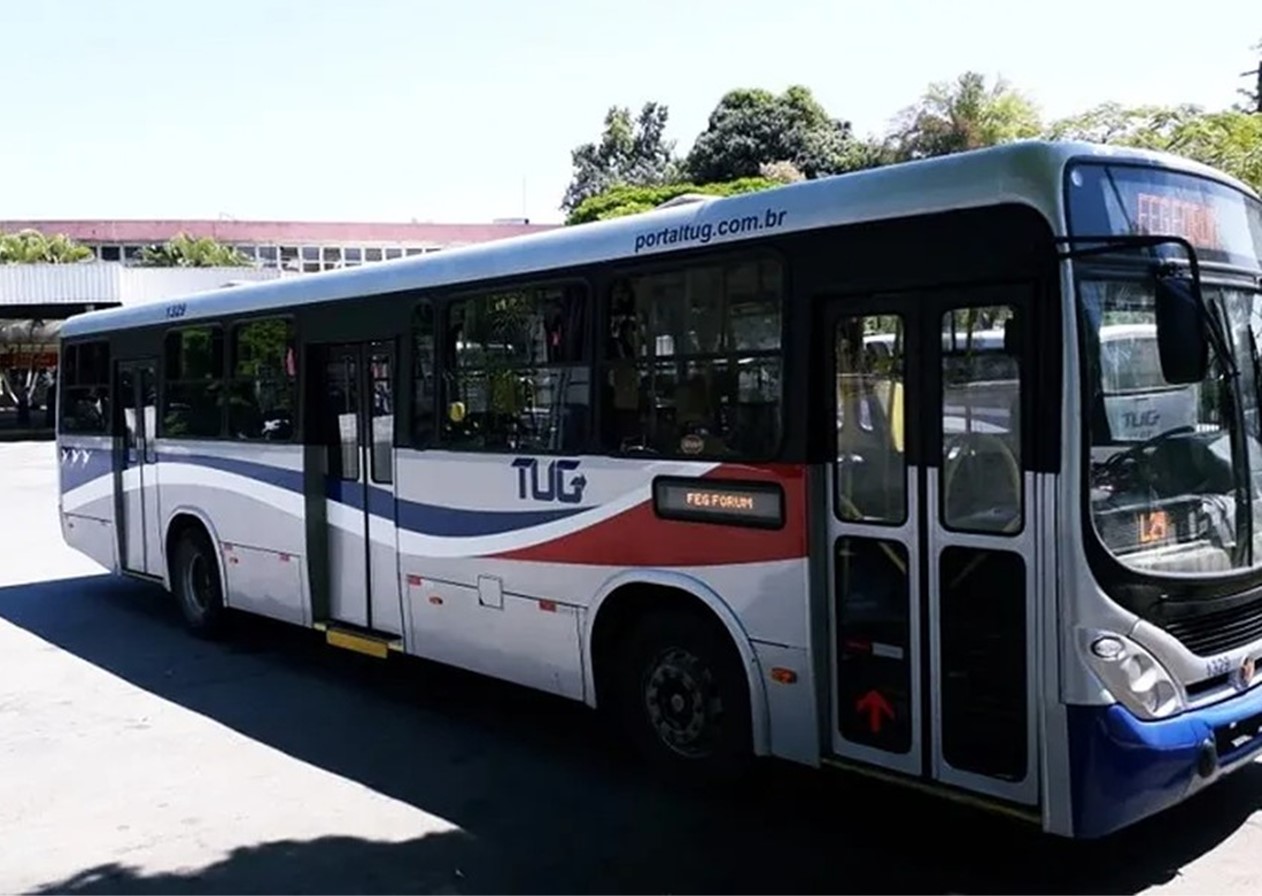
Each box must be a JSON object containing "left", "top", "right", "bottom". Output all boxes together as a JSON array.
[
  {"left": 136, "top": 233, "right": 252, "bottom": 268},
  {"left": 1048, "top": 103, "right": 1262, "bottom": 192},
  {"left": 565, "top": 178, "right": 781, "bottom": 226},
  {"left": 0, "top": 230, "right": 93, "bottom": 264}
]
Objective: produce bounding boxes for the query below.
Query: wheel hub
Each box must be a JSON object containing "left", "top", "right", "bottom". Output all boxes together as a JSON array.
[{"left": 643, "top": 647, "right": 721, "bottom": 757}]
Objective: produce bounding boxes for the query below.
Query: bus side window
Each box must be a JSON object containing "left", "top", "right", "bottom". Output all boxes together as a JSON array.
[
  {"left": 600, "top": 257, "right": 783, "bottom": 459},
  {"left": 412, "top": 300, "right": 435, "bottom": 447},
  {"left": 835, "top": 315, "right": 906, "bottom": 524},
  {"left": 940, "top": 305, "right": 1022, "bottom": 534}
]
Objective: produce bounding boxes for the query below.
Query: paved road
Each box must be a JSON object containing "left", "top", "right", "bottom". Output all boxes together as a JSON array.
[{"left": 2, "top": 441, "right": 1261, "bottom": 893}]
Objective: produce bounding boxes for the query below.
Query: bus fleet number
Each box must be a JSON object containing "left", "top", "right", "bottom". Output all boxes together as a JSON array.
[{"left": 165, "top": 302, "right": 188, "bottom": 320}]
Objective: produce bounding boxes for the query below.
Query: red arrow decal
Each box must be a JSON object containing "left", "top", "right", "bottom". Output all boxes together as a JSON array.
[{"left": 855, "top": 689, "right": 894, "bottom": 733}]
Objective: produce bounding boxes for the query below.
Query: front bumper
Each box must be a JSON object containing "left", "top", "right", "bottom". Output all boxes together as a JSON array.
[{"left": 1067, "top": 682, "right": 1262, "bottom": 838}]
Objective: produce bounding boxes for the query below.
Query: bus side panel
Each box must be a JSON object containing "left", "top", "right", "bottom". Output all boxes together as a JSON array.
[
  {"left": 392, "top": 449, "right": 817, "bottom": 759},
  {"left": 154, "top": 440, "right": 309, "bottom": 626},
  {"left": 58, "top": 434, "right": 119, "bottom": 572}
]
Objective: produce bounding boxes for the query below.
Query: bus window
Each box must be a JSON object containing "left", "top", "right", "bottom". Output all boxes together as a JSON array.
[
  {"left": 58, "top": 340, "right": 111, "bottom": 435},
  {"left": 940, "top": 306, "right": 1022, "bottom": 534},
  {"left": 601, "top": 256, "right": 783, "bottom": 459},
  {"left": 443, "top": 283, "right": 588, "bottom": 453},
  {"left": 228, "top": 317, "right": 296, "bottom": 441},
  {"left": 836, "top": 315, "right": 906, "bottom": 523}
]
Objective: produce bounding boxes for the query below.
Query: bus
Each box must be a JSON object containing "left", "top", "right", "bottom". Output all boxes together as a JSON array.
[{"left": 55, "top": 140, "right": 1262, "bottom": 839}]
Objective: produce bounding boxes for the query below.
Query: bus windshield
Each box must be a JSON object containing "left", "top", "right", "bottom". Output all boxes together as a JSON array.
[{"left": 1067, "top": 162, "right": 1262, "bottom": 576}]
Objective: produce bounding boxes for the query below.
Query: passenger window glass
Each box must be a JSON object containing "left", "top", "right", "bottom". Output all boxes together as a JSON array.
[
  {"left": 443, "top": 284, "right": 589, "bottom": 452},
  {"left": 601, "top": 257, "right": 782, "bottom": 458},
  {"left": 940, "top": 305, "right": 1023, "bottom": 533},
  {"left": 324, "top": 353, "right": 359, "bottom": 481},
  {"left": 836, "top": 315, "right": 906, "bottom": 524},
  {"left": 413, "top": 301, "right": 435, "bottom": 446},
  {"left": 59, "top": 340, "right": 111, "bottom": 435},
  {"left": 228, "top": 318, "right": 296, "bottom": 441},
  {"left": 119, "top": 368, "right": 137, "bottom": 450},
  {"left": 370, "top": 347, "right": 393, "bottom": 483},
  {"left": 163, "top": 325, "right": 225, "bottom": 438}
]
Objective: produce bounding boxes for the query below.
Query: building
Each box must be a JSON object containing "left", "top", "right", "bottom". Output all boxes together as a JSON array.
[
  {"left": 0, "top": 217, "right": 559, "bottom": 274},
  {"left": 0, "top": 217, "right": 557, "bottom": 431}
]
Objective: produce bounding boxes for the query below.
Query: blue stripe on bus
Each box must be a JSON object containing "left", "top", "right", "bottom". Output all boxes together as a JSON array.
[
  {"left": 395, "top": 499, "right": 583, "bottom": 537},
  {"left": 149, "top": 451, "right": 588, "bottom": 537}
]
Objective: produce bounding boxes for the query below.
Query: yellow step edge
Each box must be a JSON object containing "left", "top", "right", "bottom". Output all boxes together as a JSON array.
[
  {"left": 819, "top": 757, "right": 1040, "bottom": 825},
  {"left": 325, "top": 627, "right": 394, "bottom": 659}
]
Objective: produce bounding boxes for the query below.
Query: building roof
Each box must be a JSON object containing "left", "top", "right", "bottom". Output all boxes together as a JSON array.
[{"left": 0, "top": 218, "right": 559, "bottom": 245}]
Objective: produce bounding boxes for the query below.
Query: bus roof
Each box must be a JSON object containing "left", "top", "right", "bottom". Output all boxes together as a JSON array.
[{"left": 60, "top": 140, "right": 1258, "bottom": 339}]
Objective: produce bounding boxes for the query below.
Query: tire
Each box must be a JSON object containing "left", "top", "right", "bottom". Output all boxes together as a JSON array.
[
  {"left": 170, "top": 526, "right": 228, "bottom": 639},
  {"left": 612, "top": 609, "right": 753, "bottom": 784}
]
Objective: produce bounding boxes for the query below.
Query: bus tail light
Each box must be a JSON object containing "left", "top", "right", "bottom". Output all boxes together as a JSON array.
[{"left": 1085, "top": 631, "right": 1185, "bottom": 720}]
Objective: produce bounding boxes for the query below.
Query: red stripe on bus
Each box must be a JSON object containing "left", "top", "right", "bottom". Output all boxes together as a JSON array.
[{"left": 494, "top": 464, "right": 808, "bottom": 566}]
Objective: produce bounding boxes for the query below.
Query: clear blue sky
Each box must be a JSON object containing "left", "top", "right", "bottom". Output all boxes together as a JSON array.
[{"left": 0, "top": 0, "right": 1255, "bottom": 225}]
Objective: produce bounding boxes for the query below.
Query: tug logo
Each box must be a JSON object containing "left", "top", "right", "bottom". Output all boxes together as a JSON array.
[{"left": 511, "top": 457, "right": 587, "bottom": 504}]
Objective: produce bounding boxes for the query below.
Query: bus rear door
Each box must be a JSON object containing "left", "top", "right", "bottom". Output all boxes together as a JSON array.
[
  {"left": 821, "top": 284, "right": 1041, "bottom": 810},
  {"left": 310, "top": 341, "right": 403, "bottom": 639},
  {"left": 114, "top": 357, "right": 162, "bottom": 578}
]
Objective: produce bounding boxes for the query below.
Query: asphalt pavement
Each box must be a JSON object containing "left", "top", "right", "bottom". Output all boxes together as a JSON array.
[{"left": 2, "top": 440, "right": 1261, "bottom": 893}]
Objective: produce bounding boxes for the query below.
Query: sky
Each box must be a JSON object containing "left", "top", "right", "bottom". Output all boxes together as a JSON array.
[{"left": 0, "top": 0, "right": 1256, "bottom": 226}]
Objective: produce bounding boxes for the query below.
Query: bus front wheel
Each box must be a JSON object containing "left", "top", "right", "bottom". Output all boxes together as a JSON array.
[
  {"left": 171, "top": 527, "right": 227, "bottom": 639},
  {"left": 613, "top": 609, "right": 752, "bottom": 783}
]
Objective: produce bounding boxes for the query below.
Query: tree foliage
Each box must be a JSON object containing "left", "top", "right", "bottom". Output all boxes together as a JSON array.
[
  {"left": 685, "top": 85, "right": 862, "bottom": 183},
  {"left": 136, "top": 233, "right": 252, "bottom": 268},
  {"left": 561, "top": 103, "right": 680, "bottom": 213},
  {"left": 565, "top": 39, "right": 1262, "bottom": 225},
  {"left": 888, "top": 71, "right": 1042, "bottom": 161},
  {"left": 1048, "top": 103, "right": 1262, "bottom": 191},
  {"left": 566, "top": 177, "right": 781, "bottom": 225},
  {"left": 1237, "top": 36, "right": 1261, "bottom": 113},
  {"left": 1044, "top": 102, "right": 1203, "bottom": 148},
  {"left": 0, "top": 230, "right": 93, "bottom": 264}
]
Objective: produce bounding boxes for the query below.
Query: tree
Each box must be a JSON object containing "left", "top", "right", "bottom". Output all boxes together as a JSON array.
[
  {"left": 1044, "top": 102, "right": 1203, "bottom": 147},
  {"left": 0, "top": 229, "right": 93, "bottom": 264},
  {"left": 561, "top": 102, "right": 680, "bottom": 213},
  {"left": 1237, "top": 36, "right": 1261, "bottom": 114},
  {"left": 1048, "top": 103, "right": 1262, "bottom": 191},
  {"left": 136, "top": 233, "right": 252, "bottom": 267},
  {"left": 685, "top": 85, "right": 863, "bottom": 183},
  {"left": 888, "top": 71, "right": 1042, "bottom": 161},
  {"left": 565, "top": 177, "right": 781, "bottom": 226}
]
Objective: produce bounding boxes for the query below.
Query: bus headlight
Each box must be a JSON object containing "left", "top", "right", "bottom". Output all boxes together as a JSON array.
[{"left": 1086, "top": 632, "right": 1185, "bottom": 720}]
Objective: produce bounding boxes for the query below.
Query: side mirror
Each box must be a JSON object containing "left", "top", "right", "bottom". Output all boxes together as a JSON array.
[{"left": 1154, "top": 275, "right": 1209, "bottom": 385}]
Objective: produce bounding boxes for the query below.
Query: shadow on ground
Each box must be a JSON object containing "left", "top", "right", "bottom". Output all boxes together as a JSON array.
[{"left": 5, "top": 573, "right": 1262, "bottom": 894}]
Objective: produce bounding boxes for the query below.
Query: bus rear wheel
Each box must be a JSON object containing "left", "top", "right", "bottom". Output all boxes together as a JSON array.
[
  {"left": 613, "top": 609, "right": 752, "bottom": 783},
  {"left": 171, "top": 527, "right": 227, "bottom": 639}
]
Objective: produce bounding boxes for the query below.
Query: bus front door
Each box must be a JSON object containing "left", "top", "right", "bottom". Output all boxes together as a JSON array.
[
  {"left": 823, "top": 285, "right": 1039, "bottom": 810},
  {"left": 315, "top": 341, "right": 402, "bottom": 636},
  {"left": 115, "top": 358, "right": 161, "bottom": 578}
]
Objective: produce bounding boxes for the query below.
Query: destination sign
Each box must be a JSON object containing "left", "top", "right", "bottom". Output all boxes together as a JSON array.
[
  {"left": 1134, "top": 191, "right": 1223, "bottom": 251},
  {"left": 653, "top": 476, "right": 784, "bottom": 528},
  {"left": 1066, "top": 162, "right": 1262, "bottom": 268}
]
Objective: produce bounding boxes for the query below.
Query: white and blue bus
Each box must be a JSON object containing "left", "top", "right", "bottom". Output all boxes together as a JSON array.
[{"left": 55, "top": 141, "right": 1262, "bottom": 838}]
